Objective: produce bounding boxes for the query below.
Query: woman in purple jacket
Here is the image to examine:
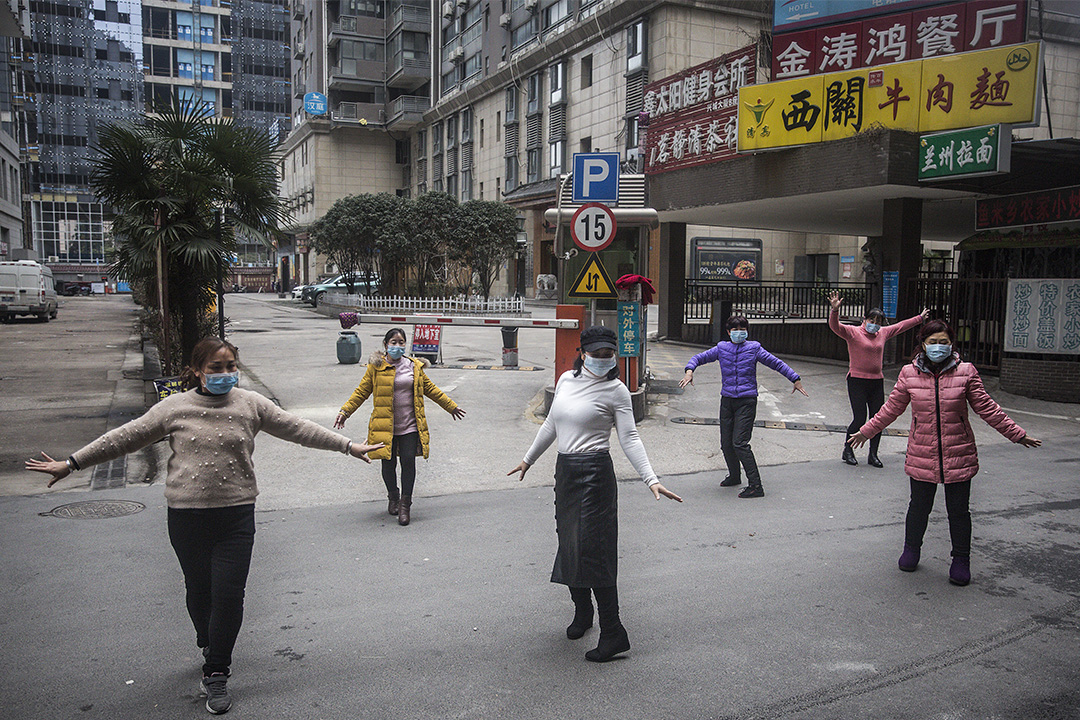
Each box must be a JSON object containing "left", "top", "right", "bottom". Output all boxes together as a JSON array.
[{"left": 679, "top": 315, "right": 808, "bottom": 498}]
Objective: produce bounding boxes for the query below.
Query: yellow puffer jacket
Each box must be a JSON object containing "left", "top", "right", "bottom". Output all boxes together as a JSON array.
[{"left": 338, "top": 352, "right": 458, "bottom": 461}]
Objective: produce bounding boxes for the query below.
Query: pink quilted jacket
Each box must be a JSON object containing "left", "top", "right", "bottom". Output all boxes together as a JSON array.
[{"left": 860, "top": 355, "right": 1027, "bottom": 483}]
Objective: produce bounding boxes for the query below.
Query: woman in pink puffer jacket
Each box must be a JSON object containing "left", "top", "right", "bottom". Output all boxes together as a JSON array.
[{"left": 849, "top": 320, "right": 1041, "bottom": 587}]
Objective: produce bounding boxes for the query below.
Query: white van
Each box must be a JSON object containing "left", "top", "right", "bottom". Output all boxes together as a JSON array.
[{"left": 0, "top": 260, "right": 59, "bottom": 322}]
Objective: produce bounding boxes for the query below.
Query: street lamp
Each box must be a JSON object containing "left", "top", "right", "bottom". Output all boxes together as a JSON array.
[{"left": 515, "top": 215, "right": 527, "bottom": 298}]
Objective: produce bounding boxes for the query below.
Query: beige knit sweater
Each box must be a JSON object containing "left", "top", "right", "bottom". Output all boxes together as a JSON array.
[{"left": 70, "top": 388, "right": 353, "bottom": 509}]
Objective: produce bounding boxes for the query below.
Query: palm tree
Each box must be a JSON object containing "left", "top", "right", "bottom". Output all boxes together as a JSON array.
[{"left": 91, "top": 101, "right": 286, "bottom": 372}]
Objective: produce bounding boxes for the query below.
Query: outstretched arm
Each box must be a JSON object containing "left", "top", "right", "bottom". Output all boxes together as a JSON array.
[{"left": 25, "top": 452, "right": 72, "bottom": 487}]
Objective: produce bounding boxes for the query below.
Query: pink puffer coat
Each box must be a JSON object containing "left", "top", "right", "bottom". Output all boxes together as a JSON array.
[{"left": 860, "top": 354, "right": 1027, "bottom": 483}]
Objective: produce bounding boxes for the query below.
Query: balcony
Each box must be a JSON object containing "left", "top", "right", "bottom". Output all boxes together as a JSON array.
[
  {"left": 327, "top": 16, "right": 357, "bottom": 48},
  {"left": 292, "top": 0, "right": 303, "bottom": 19},
  {"left": 328, "top": 60, "right": 383, "bottom": 90},
  {"left": 293, "top": 82, "right": 305, "bottom": 98},
  {"left": 294, "top": 42, "right": 305, "bottom": 59},
  {"left": 386, "top": 54, "right": 429, "bottom": 91},
  {"left": 389, "top": 3, "right": 430, "bottom": 34},
  {"left": 385, "top": 95, "right": 429, "bottom": 131},
  {"left": 332, "top": 101, "right": 382, "bottom": 124}
]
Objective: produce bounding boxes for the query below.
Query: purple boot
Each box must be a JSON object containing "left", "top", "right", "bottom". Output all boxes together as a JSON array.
[
  {"left": 949, "top": 556, "right": 971, "bottom": 586},
  {"left": 898, "top": 545, "right": 920, "bottom": 572}
]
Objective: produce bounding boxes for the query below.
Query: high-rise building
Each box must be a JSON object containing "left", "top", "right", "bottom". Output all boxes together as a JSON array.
[
  {"left": 27, "top": 0, "right": 290, "bottom": 274},
  {"left": 0, "top": 0, "right": 28, "bottom": 258},
  {"left": 278, "top": 0, "right": 431, "bottom": 286}
]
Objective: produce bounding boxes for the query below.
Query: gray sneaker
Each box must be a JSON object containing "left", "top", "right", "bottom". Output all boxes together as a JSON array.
[{"left": 200, "top": 673, "right": 232, "bottom": 715}]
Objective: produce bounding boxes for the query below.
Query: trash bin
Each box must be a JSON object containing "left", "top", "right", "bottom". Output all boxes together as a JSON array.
[
  {"left": 336, "top": 331, "right": 362, "bottom": 364},
  {"left": 501, "top": 326, "right": 519, "bottom": 367}
]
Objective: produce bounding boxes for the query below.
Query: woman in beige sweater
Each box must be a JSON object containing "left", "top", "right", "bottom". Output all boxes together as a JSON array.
[{"left": 26, "top": 337, "right": 381, "bottom": 715}]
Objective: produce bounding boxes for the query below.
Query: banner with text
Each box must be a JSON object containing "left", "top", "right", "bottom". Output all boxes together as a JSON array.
[{"left": 1005, "top": 278, "right": 1080, "bottom": 354}]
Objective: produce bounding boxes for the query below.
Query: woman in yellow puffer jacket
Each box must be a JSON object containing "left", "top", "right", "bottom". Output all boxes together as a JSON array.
[{"left": 335, "top": 327, "right": 466, "bottom": 525}]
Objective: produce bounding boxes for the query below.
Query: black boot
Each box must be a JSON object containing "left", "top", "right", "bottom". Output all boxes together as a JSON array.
[
  {"left": 586, "top": 586, "right": 630, "bottom": 662},
  {"left": 387, "top": 488, "right": 400, "bottom": 515},
  {"left": 842, "top": 444, "right": 858, "bottom": 466},
  {"left": 867, "top": 451, "right": 883, "bottom": 468},
  {"left": 566, "top": 587, "right": 593, "bottom": 640}
]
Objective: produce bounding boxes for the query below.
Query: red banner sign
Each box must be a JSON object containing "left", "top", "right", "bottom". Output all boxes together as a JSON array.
[
  {"left": 772, "top": 0, "right": 1026, "bottom": 80},
  {"left": 642, "top": 44, "right": 756, "bottom": 174},
  {"left": 976, "top": 186, "right": 1080, "bottom": 230}
]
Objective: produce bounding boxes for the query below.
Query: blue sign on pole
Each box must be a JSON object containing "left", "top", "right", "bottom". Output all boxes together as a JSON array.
[
  {"left": 572, "top": 152, "right": 620, "bottom": 204},
  {"left": 882, "top": 271, "right": 899, "bottom": 319},
  {"left": 304, "top": 92, "right": 327, "bottom": 116}
]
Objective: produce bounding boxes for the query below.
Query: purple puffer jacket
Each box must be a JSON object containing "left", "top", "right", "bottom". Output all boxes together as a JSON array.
[
  {"left": 860, "top": 354, "right": 1027, "bottom": 484},
  {"left": 685, "top": 340, "right": 800, "bottom": 398}
]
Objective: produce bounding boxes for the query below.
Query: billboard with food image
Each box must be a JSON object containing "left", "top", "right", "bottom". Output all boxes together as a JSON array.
[{"left": 692, "top": 238, "right": 763, "bottom": 283}]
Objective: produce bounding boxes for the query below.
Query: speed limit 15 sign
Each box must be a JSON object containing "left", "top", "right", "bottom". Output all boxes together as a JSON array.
[{"left": 570, "top": 202, "right": 617, "bottom": 252}]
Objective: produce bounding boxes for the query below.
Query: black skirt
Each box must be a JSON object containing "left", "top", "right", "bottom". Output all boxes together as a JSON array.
[{"left": 551, "top": 451, "right": 618, "bottom": 588}]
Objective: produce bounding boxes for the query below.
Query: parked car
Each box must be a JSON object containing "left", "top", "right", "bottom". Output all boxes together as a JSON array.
[
  {"left": 291, "top": 284, "right": 308, "bottom": 300},
  {"left": 0, "top": 261, "right": 59, "bottom": 322},
  {"left": 304, "top": 273, "right": 379, "bottom": 307}
]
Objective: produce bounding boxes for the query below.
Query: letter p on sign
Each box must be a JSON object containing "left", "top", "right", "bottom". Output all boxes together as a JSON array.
[{"left": 572, "top": 152, "right": 620, "bottom": 204}]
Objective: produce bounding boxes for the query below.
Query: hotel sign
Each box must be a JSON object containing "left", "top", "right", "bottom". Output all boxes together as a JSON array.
[
  {"left": 738, "top": 41, "right": 1041, "bottom": 152},
  {"left": 773, "top": 0, "right": 1027, "bottom": 79},
  {"left": 642, "top": 45, "right": 756, "bottom": 174}
]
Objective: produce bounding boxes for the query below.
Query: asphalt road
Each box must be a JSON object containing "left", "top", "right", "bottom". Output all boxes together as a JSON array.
[{"left": 1, "top": 293, "right": 1078, "bottom": 719}]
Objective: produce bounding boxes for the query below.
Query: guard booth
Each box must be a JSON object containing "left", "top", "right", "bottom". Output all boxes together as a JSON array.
[{"left": 545, "top": 167, "right": 658, "bottom": 414}]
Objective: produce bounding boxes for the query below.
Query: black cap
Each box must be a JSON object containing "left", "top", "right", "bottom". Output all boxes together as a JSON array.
[{"left": 580, "top": 325, "right": 617, "bottom": 353}]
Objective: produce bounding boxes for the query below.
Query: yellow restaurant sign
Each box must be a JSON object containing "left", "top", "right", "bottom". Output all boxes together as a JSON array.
[{"left": 738, "top": 42, "right": 1041, "bottom": 152}]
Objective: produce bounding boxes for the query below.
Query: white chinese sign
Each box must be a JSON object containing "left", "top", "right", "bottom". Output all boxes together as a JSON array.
[{"left": 1005, "top": 278, "right": 1080, "bottom": 354}]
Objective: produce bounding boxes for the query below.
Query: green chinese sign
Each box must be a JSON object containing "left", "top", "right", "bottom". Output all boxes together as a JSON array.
[{"left": 918, "top": 124, "right": 1010, "bottom": 181}]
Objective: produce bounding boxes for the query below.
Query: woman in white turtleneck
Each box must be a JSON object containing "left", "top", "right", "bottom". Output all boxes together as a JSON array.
[{"left": 508, "top": 325, "right": 682, "bottom": 663}]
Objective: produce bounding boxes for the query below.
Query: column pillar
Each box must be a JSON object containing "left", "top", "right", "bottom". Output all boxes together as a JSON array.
[
  {"left": 879, "top": 198, "right": 923, "bottom": 321},
  {"left": 657, "top": 221, "right": 686, "bottom": 340}
]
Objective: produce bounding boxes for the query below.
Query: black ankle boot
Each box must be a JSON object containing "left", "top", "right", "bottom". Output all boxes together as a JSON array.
[
  {"left": 842, "top": 445, "right": 858, "bottom": 466},
  {"left": 867, "top": 452, "right": 883, "bottom": 468},
  {"left": 585, "top": 623, "right": 630, "bottom": 662}
]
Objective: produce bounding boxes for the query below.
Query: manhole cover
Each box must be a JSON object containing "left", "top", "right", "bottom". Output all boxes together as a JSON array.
[
  {"left": 230, "top": 328, "right": 269, "bottom": 333},
  {"left": 40, "top": 500, "right": 146, "bottom": 519}
]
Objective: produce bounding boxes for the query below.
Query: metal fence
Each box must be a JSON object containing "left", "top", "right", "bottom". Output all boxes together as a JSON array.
[
  {"left": 350, "top": 294, "right": 526, "bottom": 315},
  {"left": 684, "top": 280, "right": 871, "bottom": 322},
  {"left": 902, "top": 277, "right": 1008, "bottom": 372}
]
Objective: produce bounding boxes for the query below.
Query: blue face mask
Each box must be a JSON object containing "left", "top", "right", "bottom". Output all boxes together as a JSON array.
[
  {"left": 925, "top": 344, "right": 952, "bottom": 363},
  {"left": 386, "top": 345, "right": 406, "bottom": 360},
  {"left": 583, "top": 355, "right": 617, "bottom": 376},
  {"left": 204, "top": 371, "right": 239, "bottom": 395},
  {"left": 729, "top": 329, "right": 748, "bottom": 344},
  {"left": 865, "top": 323, "right": 881, "bottom": 334}
]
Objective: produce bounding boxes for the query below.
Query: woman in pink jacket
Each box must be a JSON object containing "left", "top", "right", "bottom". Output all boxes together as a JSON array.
[
  {"left": 828, "top": 291, "right": 927, "bottom": 468},
  {"left": 848, "top": 320, "right": 1041, "bottom": 586}
]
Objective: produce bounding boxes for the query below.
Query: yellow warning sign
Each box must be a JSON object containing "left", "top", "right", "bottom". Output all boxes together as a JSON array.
[{"left": 567, "top": 254, "right": 617, "bottom": 298}]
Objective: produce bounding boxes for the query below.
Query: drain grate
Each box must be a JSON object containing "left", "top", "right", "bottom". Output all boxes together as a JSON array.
[
  {"left": 40, "top": 500, "right": 145, "bottom": 519},
  {"left": 91, "top": 456, "right": 127, "bottom": 490}
]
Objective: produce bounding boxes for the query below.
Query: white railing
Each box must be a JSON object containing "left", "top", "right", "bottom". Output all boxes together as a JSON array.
[{"left": 345, "top": 294, "right": 526, "bottom": 315}]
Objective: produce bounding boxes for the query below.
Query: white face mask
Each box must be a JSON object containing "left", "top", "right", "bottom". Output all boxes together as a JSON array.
[{"left": 583, "top": 355, "right": 617, "bottom": 376}]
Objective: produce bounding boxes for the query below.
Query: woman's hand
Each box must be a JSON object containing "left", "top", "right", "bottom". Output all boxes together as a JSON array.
[
  {"left": 333, "top": 413, "right": 347, "bottom": 429},
  {"left": 920, "top": 307, "right": 931, "bottom": 320},
  {"left": 507, "top": 461, "right": 530, "bottom": 481},
  {"left": 349, "top": 442, "right": 384, "bottom": 463},
  {"left": 451, "top": 407, "right": 467, "bottom": 420},
  {"left": 25, "top": 452, "right": 71, "bottom": 487},
  {"left": 678, "top": 370, "right": 694, "bottom": 389},
  {"left": 650, "top": 482, "right": 683, "bottom": 502},
  {"left": 848, "top": 432, "right": 868, "bottom": 449},
  {"left": 792, "top": 380, "right": 809, "bottom": 397},
  {"left": 1019, "top": 435, "right": 1042, "bottom": 448},
  {"left": 828, "top": 291, "right": 842, "bottom": 311}
]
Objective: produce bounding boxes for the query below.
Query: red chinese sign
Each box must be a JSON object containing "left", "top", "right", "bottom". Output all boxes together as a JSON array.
[
  {"left": 411, "top": 324, "right": 442, "bottom": 355},
  {"left": 772, "top": 0, "right": 1026, "bottom": 80},
  {"left": 976, "top": 186, "right": 1080, "bottom": 230},
  {"left": 642, "top": 44, "right": 756, "bottom": 174}
]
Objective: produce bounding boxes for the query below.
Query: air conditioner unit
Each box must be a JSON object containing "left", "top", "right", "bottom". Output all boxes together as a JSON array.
[
  {"left": 456, "top": 0, "right": 468, "bottom": 8},
  {"left": 524, "top": 0, "right": 538, "bottom": 12},
  {"left": 48, "top": 255, "right": 60, "bottom": 263},
  {"left": 450, "top": 46, "right": 464, "bottom": 62},
  {"left": 442, "top": 1, "right": 454, "bottom": 18},
  {"left": 336, "top": 101, "right": 357, "bottom": 119},
  {"left": 499, "top": 12, "right": 511, "bottom": 27}
]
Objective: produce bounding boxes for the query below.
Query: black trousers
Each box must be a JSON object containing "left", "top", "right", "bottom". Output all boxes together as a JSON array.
[
  {"left": 846, "top": 376, "right": 886, "bottom": 454},
  {"left": 569, "top": 585, "right": 621, "bottom": 629},
  {"left": 168, "top": 504, "right": 256, "bottom": 676},
  {"left": 905, "top": 478, "right": 972, "bottom": 557},
  {"left": 720, "top": 396, "right": 760, "bottom": 486},
  {"left": 381, "top": 431, "right": 419, "bottom": 497}
]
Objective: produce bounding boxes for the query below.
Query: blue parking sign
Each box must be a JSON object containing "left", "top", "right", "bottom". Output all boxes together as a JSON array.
[{"left": 572, "top": 153, "right": 620, "bottom": 204}]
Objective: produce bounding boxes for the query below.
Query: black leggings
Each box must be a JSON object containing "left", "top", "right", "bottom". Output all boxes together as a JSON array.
[
  {"left": 168, "top": 504, "right": 256, "bottom": 676},
  {"left": 381, "top": 432, "right": 419, "bottom": 497},
  {"left": 569, "top": 585, "right": 621, "bottom": 629},
  {"left": 905, "top": 478, "right": 972, "bottom": 557},
  {"left": 846, "top": 376, "right": 886, "bottom": 454}
]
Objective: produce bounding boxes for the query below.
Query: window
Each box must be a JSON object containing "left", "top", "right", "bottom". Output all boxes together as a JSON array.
[
  {"left": 340, "top": 39, "right": 381, "bottom": 74},
  {"left": 627, "top": 20, "right": 646, "bottom": 72},
  {"left": 446, "top": 174, "right": 458, "bottom": 198},
  {"left": 446, "top": 116, "right": 457, "bottom": 148},
  {"left": 505, "top": 87, "right": 517, "bottom": 122},
  {"left": 526, "top": 73, "right": 540, "bottom": 114},
  {"left": 479, "top": 117, "right": 484, "bottom": 147},
  {"left": 625, "top": 116, "right": 639, "bottom": 149},
  {"left": 496, "top": 112, "right": 501, "bottom": 140},
  {"left": 511, "top": 16, "right": 537, "bottom": 49},
  {"left": 543, "top": 0, "right": 569, "bottom": 30},
  {"left": 504, "top": 158, "right": 517, "bottom": 192},
  {"left": 527, "top": 148, "right": 540, "bottom": 183},
  {"left": 549, "top": 61, "right": 565, "bottom": 104},
  {"left": 580, "top": 54, "right": 592, "bottom": 88},
  {"left": 432, "top": 122, "right": 442, "bottom": 153},
  {"left": 461, "top": 108, "right": 473, "bottom": 142},
  {"left": 346, "top": 0, "right": 384, "bottom": 18},
  {"left": 416, "top": 129, "right": 426, "bottom": 157},
  {"left": 462, "top": 170, "right": 472, "bottom": 200},
  {"left": 549, "top": 140, "right": 564, "bottom": 175},
  {"left": 442, "top": 65, "right": 460, "bottom": 93},
  {"left": 580, "top": 136, "right": 592, "bottom": 154},
  {"left": 479, "top": 181, "right": 484, "bottom": 200},
  {"left": 464, "top": 52, "right": 481, "bottom": 80}
]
